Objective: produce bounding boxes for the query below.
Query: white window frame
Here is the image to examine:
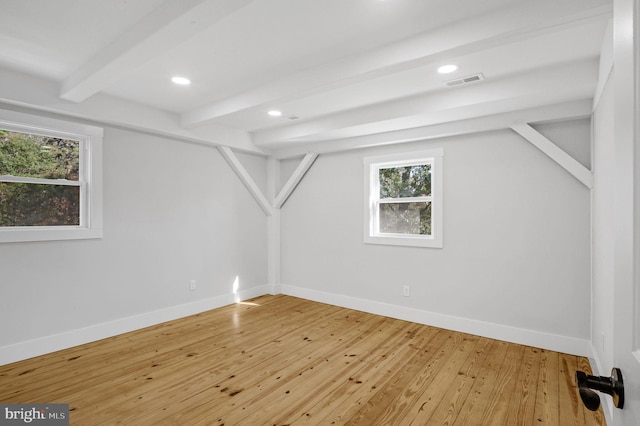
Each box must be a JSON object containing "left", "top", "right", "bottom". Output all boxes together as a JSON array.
[
  {"left": 364, "top": 148, "right": 443, "bottom": 248},
  {"left": 0, "top": 109, "right": 103, "bottom": 243}
]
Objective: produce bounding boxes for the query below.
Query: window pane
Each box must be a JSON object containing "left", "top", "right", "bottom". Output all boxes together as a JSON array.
[
  {"left": 379, "top": 201, "right": 431, "bottom": 235},
  {"left": 0, "top": 182, "right": 80, "bottom": 226},
  {"left": 0, "top": 129, "right": 79, "bottom": 180},
  {"left": 379, "top": 164, "right": 431, "bottom": 198}
]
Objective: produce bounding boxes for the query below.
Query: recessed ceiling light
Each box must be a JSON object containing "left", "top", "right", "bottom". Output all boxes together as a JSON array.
[
  {"left": 268, "top": 110, "right": 282, "bottom": 117},
  {"left": 171, "top": 76, "right": 191, "bottom": 85},
  {"left": 437, "top": 64, "right": 458, "bottom": 74}
]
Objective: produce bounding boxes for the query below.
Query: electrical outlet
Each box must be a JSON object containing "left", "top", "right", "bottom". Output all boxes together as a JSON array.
[
  {"left": 190, "top": 280, "right": 196, "bottom": 291},
  {"left": 403, "top": 285, "right": 410, "bottom": 297}
]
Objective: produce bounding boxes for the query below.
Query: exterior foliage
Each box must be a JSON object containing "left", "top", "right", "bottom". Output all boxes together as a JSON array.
[
  {"left": 0, "top": 130, "right": 80, "bottom": 226},
  {"left": 378, "top": 165, "right": 432, "bottom": 235}
]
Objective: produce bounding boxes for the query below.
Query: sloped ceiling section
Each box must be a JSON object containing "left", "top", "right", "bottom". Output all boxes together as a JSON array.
[{"left": 0, "top": 0, "right": 611, "bottom": 157}]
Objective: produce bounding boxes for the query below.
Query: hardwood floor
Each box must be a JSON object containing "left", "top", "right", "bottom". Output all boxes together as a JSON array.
[{"left": 0, "top": 295, "right": 605, "bottom": 425}]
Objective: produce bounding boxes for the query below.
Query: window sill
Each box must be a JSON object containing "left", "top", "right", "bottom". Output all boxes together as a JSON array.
[
  {"left": 0, "top": 227, "right": 103, "bottom": 243},
  {"left": 365, "top": 234, "right": 442, "bottom": 248}
]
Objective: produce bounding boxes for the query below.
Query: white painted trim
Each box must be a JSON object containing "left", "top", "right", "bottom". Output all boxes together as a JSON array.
[
  {"left": 267, "top": 210, "right": 281, "bottom": 286},
  {"left": 593, "top": 19, "right": 614, "bottom": 111},
  {"left": 279, "top": 284, "right": 592, "bottom": 357},
  {"left": 0, "top": 175, "right": 80, "bottom": 186},
  {"left": 363, "top": 149, "right": 444, "bottom": 248},
  {"left": 267, "top": 157, "right": 281, "bottom": 288},
  {"left": 511, "top": 123, "right": 593, "bottom": 189},
  {"left": 0, "top": 109, "right": 104, "bottom": 243},
  {"left": 0, "top": 285, "right": 270, "bottom": 366},
  {"left": 218, "top": 146, "right": 273, "bottom": 216},
  {"left": 273, "top": 153, "right": 318, "bottom": 208}
]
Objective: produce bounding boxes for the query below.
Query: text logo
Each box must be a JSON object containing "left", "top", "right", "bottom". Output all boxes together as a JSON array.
[{"left": 1, "top": 404, "right": 68, "bottom": 425}]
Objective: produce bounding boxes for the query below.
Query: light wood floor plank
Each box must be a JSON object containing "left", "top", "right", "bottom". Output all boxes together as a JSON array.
[
  {"left": 451, "top": 339, "right": 509, "bottom": 426},
  {"left": 560, "top": 353, "right": 587, "bottom": 426},
  {"left": 0, "top": 295, "right": 605, "bottom": 425},
  {"left": 422, "top": 336, "right": 494, "bottom": 425},
  {"left": 533, "top": 349, "right": 561, "bottom": 425},
  {"left": 395, "top": 334, "right": 482, "bottom": 425},
  {"left": 504, "top": 345, "right": 543, "bottom": 426}
]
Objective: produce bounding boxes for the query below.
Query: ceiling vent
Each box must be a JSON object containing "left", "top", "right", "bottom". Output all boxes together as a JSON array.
[{"left": 444, "top": 73, "right": 485, "bottom": 87}]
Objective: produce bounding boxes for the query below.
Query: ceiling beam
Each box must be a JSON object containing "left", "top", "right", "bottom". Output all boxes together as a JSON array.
[
  {"left": 0, "top": 68, "right": 262, "bottom": 154},
  {"left": 253, "top": 59, "right": 597, "bottom": 148},
  {"left": 60, "top": 0, "right": 254, "bottom": 103},
  {"left": 180, "top": 1, "right": 611, "bottom": 128},
  {"left": 268, "top": 100, "right": 592, "bottom": 159}
]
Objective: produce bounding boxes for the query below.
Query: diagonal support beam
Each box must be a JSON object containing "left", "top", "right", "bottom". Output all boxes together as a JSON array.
[
  {"left": 511, "top": 123, "right": 593, "bottom": 189},
  {"left": 219, "top": 146, "right": 273, "bottom": 216},
  {"left": 60, "top": 0, "right": 253, "bottom": 102},
  {"left": 274, "top": 153, "right": 318, "bottom": 208},
  {"left": 220, "top": 148, "right": 318, "bottom": 215}
]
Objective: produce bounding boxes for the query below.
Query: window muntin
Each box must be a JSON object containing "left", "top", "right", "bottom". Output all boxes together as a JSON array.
[
  {"left": 0, "top": 110, "right": 103, "bottom": 243},
  {"left": 364, "top": 149, "right": 443, "bottom": 248}
]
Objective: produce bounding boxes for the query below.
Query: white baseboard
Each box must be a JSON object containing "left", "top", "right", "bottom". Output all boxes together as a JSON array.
[
  {"left": 0, "top": 285, "right": 270, "bottom": 366},
  {"left": 279, "top": 284, "right": 592, "bottom": 357},
  {"left": 1, "top": 284, "right": 593, "bottom": 367}
]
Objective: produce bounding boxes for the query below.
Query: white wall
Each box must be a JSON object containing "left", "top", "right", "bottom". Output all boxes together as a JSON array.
[
  {"left": 280, "top": 128, "right": 592, "bottom": 354},
  {"left": 0, "top": 111, "right": 594, "bottom": 363},
  {"left": 0, "top": 125, "right": 268, "bottom": 363}
]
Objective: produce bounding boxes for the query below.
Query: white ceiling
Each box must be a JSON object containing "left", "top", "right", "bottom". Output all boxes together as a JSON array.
[{"left": 0, "top": 0, "right": 611, "bottom": 157}]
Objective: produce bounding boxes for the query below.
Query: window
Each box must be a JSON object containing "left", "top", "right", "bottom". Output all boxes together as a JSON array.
[
  {"left": 0, "top": 110, "right": 103, "bottom": 243},
  {"left": 364, "top": 149, "right": 443, "bottom": 248}
]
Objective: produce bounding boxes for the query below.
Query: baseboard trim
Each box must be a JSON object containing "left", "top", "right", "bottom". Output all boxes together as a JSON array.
[
  {"left": 279, "top": 284, "right": 591, "bottom": 357},
  {"left": 1, "top": 284, "right": 592, "bottom": 366},
  {"left": 0, "top": 285, "right": 270, "bottom": 366}
]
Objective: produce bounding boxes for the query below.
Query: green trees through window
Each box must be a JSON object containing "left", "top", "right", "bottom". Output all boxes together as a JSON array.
[
  {"left": 0, "top": 129, "right": 80, "bottom": 226},
  {"left": 378, "top": 164, "right": 432, "bottom": 235}
]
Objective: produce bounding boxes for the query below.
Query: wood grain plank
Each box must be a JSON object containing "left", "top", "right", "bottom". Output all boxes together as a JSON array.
[
  {"left": 533, "top": 349, "right": 561, "bottom": 425},
  {"left": 0, "top": 296, "right": 605, "bottom": 425},
  {"left": 421, "top": 336, "right": 494, "bottom": 425},
  {"left": 503, "top": 345, "right": 542, "bottom": 426},
  {"left": 343, "top": 329, "right": 461, "bottom": 425},
  {"left": 451, "top": 339, "right": 509, "bottom": 426},
  {"left": 559, "top": 353, "right": 585, "bottom": 426},
  {"left": 276, "top": 323, "right": 442, "bottom": 425},
  {"left": 396, "top": 334, "right": 482, "bottom": 425}
]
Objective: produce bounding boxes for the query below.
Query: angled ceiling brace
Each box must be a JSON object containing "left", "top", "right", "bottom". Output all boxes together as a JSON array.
[
  {"left": 511, "top": 123, "right": 593, "bottom": 189},
  {"left": 219, "top": 148, "right": 319, "bottom": 215},
  {"left": 274, "top": 153, "right": 318, "bottom": 209},
  {"left": 218, "top": 146, "right": 273, "bottom": 216}
]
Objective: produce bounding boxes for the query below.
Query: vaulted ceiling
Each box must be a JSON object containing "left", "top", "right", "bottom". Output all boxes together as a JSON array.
[{"left": 0, "top": 0, "right": 611, "bottom": 157}]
